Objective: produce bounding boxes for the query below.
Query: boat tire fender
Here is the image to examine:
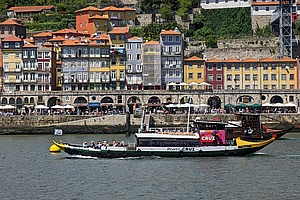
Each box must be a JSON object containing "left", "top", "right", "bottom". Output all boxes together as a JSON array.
[
  {"left": 122, "top": 151, "right": 126, "bottom": 156},
  {"left": 179, "top": 150, "right": 184, "bottom": 156},
  {"left": 107, "top": 150, "right": 111, "bottom": 156},
  {"left": 137, "top": 149, "right": 142, "bottom": 155},
  {"left": 224, "top": 149, "right": 229, "bottom": 156},
  {"left": 198, "top": 150, "right": 203, "bottom": 156}
]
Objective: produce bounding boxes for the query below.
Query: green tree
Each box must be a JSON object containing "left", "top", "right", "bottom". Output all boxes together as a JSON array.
[
  {"left": 159, "top": 4, "right": 173, "bottom": 20},
  {"left": 177, "top": 0, "right": 192, "bottom": 18},
  {"left": 205, "top": 35, "right": 218, "bottom": 48}
]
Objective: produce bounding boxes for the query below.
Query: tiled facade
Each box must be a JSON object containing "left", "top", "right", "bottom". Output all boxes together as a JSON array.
[
  {"left": 126, "top": 36, "right": 143, "bottom": 90},
  {"left": 2, "top": 36, "right": 23, "bottom": 92},
  {"left": 184, "top": 56, "right": 205, "bottom": 89},
  {"left": 160, "top": 28, "right": 184, "bottom": 89}
]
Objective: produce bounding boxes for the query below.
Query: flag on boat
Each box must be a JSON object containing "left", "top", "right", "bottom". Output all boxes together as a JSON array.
[{"left": 54, "top": 129, "right": 63, "bottom": 136}]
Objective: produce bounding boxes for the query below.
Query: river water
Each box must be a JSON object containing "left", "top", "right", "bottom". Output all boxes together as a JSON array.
[{"left": 1, "top": 133, "right": 299, "bottom": 200}]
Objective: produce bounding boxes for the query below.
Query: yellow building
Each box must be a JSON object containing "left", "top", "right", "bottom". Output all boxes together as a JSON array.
[
  {"left": 259, "top": 57, "right": 298, "bottom": 90},
  {"left": 108, "top": 26, "right": 130, "bottom": 90},
  {"left": 99, "top": 6, "right": 135, "bottom": 26},
  {"left": 222, "top": 58, "right": 242, "bottom": 90},
  {"left": 1, "top": 35, "right": 23, "bottom": 92},
  {"left": 89, "top": 34, "right": 110, "bottom": 90},
  {"left": 89, "top": 14, "right": 109, "bottom": 34},
  {"left": 184, "top": 56, "right": 205, "bottom": 89},
  {"left": 222, "top": 57, "right": 298, "bottom": 90}
]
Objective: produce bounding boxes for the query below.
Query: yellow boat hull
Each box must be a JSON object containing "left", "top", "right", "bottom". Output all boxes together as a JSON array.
[{"left": 49, "top": 144, "right": 61, "bottom": 152}]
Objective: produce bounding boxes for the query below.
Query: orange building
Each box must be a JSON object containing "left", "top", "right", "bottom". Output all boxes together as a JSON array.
[
  {"left": 75, "top": 6, "right": 135, "bottom": 36},
  {"left": 75, "top": 6, "right": 102, "bottom": 35}
]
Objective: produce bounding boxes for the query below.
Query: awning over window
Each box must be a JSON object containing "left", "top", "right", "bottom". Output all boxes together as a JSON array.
[{"left": 88, "top": 102, "right": 100, "bottom": 107}]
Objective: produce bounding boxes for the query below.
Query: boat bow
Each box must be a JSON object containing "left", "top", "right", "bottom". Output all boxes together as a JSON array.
[
  {"left": 236, "top": 136, "right": 275, "bottom": 149},
  {"left": 52, "top": 140, "right": 66, "bottom": 151}
]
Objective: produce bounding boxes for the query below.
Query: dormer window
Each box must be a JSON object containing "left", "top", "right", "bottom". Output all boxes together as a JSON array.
[
  {"left": 15, "top": 42, "right": 20, "bottom": 48},
  {"left": 4, "top": 43, "right": 9, "bottom": 48}
]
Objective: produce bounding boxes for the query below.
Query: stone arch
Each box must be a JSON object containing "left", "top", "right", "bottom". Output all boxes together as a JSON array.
[
  {"left": 236, "top": 95, "right": 255, "bottom": 105},
  {"left": 148, "top": 96, "right": 161, "bottom": 104},
  {"left": 1, "top": 97, "right": 8, "bottom": 105},
  {"left": 47, "top": 97, "right": 58, "bottom": 107},
  {"left": 16, "top": 97, "right": 23, "bottom": 109},
  {"left": 30, "top": 97, "right": 35, "bottom": 104},
  {"left": 127, "top": 96, "right": 142, "bottom": 113},
  {"left": 75, "top": 97, "right": 88, "bottom": 104},
  {"left": 179, "top": 96, "right": 194, "bottom": 104},
  {"left": 9, "top": 97, "right": 15, "bottom": 105},
  {"left": 162, "top": 96, "right": 175, "bottom": 104},
  {"left": 100, "top": 96, "right": 114, "bottom": 104},
  {"left": 270, "top": 95, "right": 283, "bottom": 103},
  {"left": 24, "top": 97, "right": 29, "bottom": 104},
  {"left": 208, "top": 96, "right": 221, "bottom": 109},
  {"left": 127, "top": 96, "right": 142, "bottom": 104}
]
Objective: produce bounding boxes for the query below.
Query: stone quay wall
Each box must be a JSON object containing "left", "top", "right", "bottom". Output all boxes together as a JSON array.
[{"left": 0, "top": 113, "right": 298, "bottom": 135}]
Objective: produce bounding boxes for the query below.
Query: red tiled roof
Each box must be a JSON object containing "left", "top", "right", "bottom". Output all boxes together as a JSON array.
[
  {"left": 43, "top": 42, "right": 53, "bottom": 47},
  {"left": 23, "top": 43, "right": 37, "bottom": 48},
  {"left": 48, "top": 36, "right": 66, "bottom": 42},
  {"left": 108, "top": 26, "right": 129, "bottom": 34},
  {"left": 89, "top": 14, "right": 109, "bottom": 20},
  {"left": 206, "top": 58, "right": 222, "bottom": 62},
  {"left": 33, "top": 31, "right": 52, "bottom": 37},
  {"left": 144, "top": 40, "right": 159, "bottom": 45},
  {"left": 75, "top": 6, "right": 101, "bottom": 13},
  {"left": 280, "top": 57, "right": 296, "bottom": 62},
  {"left": 59, "top": 39, "right": 90, "bottom": 46},
  {"left": 2, "top": 35, "right": 22, "bottom": 42},
  {"left": 52, "top": 28, "right": 78, "bottom": 34},
  {"left": 224, "top": 58, "right": 240, "bottom": 62},
  {"left": 0, "top": 19, "right": 21, "bottom": 25},
  {"left": 123, "top": 7, "right": 135, "bottom": 11},
  {"left": 7, "top": 5, "right": 54, "bottom": 13},
  {"left": 99, "top": 6, "right": 135, "bottom": 12},
  {"left": 90, "top": 34, "right": 109, "bottom": 40},
  {"left": 251, "top": 2, "right": 279, "bottom": 6},
  {"left": 185, "top": 56, "right": 203, "bottom": 61},
  {"left": 160, "top": 29, "right": 181, "bottom": 35},
  {"left": 243, "top": 58, "right": 259, "bottom": 62},
  {"left": 100, "top": 6, "right": 125, "bottom": 11},
  {"left": 259, "top": 57, "right": 277, "bottom": 62},
  {"left": 128, "top": 36, "right": 142, "bottom": 40},
  {"left": 24, "top": 38, "right": 34, "bottom": 44}
]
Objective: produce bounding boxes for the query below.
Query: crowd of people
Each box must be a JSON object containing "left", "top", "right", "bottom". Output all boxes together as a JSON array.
[
  {"left": 144, "top": 106, "right": 297, "bottom": 115},
  {"left": 82, "top": 140, "right": 125, "bottom": 149}
]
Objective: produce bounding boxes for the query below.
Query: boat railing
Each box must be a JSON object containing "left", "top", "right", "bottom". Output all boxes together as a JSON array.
[{"left": 146, "top": 127, "right": 196, "bottom": 136}]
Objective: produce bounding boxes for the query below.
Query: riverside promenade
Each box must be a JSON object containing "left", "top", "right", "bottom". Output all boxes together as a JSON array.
[{"left": 0, "top": 112, "right": 298, "bottom": 134}]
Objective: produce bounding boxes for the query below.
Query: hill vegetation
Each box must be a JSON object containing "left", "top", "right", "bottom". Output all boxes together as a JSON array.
[{"left": 1, "top": 0, "right": 271, "bottom": 47}]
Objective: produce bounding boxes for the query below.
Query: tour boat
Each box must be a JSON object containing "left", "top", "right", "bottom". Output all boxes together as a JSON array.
[
  {"left": 52, "top": 119, "right": 276, "bottom": 158},
  {"left": 221, "top": 113, "right": 294, "bottom": 140}
]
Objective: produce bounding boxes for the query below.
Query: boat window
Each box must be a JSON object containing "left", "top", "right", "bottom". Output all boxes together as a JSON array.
[
  {"left": 137, "top": 138, "right": 200, "bottom": 147},
  {"left": 196, "top": 123, "right": 225, "bottom": 130}
]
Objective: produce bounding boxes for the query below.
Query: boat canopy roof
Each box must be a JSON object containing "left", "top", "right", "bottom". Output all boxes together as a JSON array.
[{"left": 135, "top": 133, "right": 199, "bottom": 139}]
